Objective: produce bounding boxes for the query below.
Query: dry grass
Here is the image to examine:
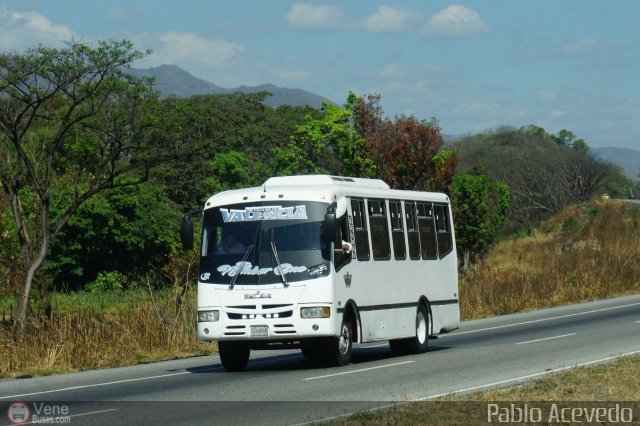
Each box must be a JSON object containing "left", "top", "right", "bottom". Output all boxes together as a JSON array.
[
  {"left": 0, "top": 288, "right": 212, "bottom": 378},
  {"left": 329, "top": 355, "right": 640, "bottom": 425},
  {"left": 460, "top": 200, "right": 640, "bottom": 319},
  {"left": 459, "top": 353, "right": 640, "bottom": 401}
]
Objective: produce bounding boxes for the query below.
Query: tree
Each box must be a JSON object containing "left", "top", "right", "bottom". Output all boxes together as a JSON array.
[
  {"left": 275, "top": 93, "right": 375, "bottom": 177},
  {"left": 204, "top": 151, "right": 261, "bottom": 194},
  {"left": 0, "top": 40, "right": 170, "bottom": 328},
  {"left": 0, "top": 194, "right": 19, "bottom": 295},
  {"left": 553, "top": 129, "right": 588, "bottom": 151},
  {"left": 455, "top": 126, "right": 611, "bottom": 229},
  {"left": 151, "top": 94, "right": 320, "bottom": 211},
  {"left": 353, "top": 94, "right": 455, "bottom": 190},
  {"left": 427, "top": 147, "right": 457, "bottom": 192},
  {"left": 46, "top": 183, "right": 179, "bottom": 291},
  {"left": 282, "top": 91, "right": 456, "bottom": 191},
  {"left": 450, "top": 172, "right": 509, "bottom": 272}
]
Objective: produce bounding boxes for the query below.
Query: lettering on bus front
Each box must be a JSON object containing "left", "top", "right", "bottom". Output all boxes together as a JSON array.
[
  {"left": 217, "top": 261, "right": 307, "bottom": 277},
  {"left": 220, "top": 205, "right": 308, "bottom": 223}
]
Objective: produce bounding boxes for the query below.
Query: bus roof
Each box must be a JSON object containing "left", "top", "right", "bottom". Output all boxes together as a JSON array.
[
  {"left": 264, "top": 175, "right": 390, "bottom": 190},
  {"left": 204, "top": 175, "right": 449, "bottom": 209}
]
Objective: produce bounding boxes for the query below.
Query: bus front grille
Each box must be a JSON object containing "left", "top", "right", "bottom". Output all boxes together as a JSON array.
[
  {"left": 273, "top": 324, "right": 296, "bottom": 334},
  {"left": 227, "top": 310, "right": 293, "bottom": 320}
]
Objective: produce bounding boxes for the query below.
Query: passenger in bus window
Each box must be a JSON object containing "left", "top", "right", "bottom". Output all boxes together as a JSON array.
[
  {"left": 339, "top": 216, "right": 352, "bottom": 253},
  {"left": 215, "top": 230, "right": 246, "bottom": 254}
]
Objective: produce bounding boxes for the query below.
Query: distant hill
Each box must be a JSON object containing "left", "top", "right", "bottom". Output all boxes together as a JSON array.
[
  {"left": 130, "top": 64, "right": 329, "bottom": 109},
  {"left": 592, "top": 147, "right": 640, "bottom": 178}
]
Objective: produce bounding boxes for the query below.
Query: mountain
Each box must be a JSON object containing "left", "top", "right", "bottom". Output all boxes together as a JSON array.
[
  {"left": 130, "top": 64, "right": 329, "bottom": 109},
  {"left": 592, "top": 147, "right": 640, "bottom": 178},
  {"left": 131, "top": 64, "right": 225, "bottom": 96}
]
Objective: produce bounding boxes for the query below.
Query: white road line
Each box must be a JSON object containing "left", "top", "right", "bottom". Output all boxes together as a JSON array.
[
  {"left": 302, "top": 361, "right": 414, "bottom": 381},
  {"left": 0, "top": 370, "right": 196, "bottom": 400},
  {"left": 0, "top": 353, "right": 307, "bottom": 401},
  {"left": 516, "top": 333, "right": 576, "bottom": 345},
  {"left": 67, "top": 408, "right": 120, "bottom": 419},
  {"left": 421, "top": 349, "right": 640, "bottom": 400},
  {"left": 443, "top": 301, "right": 640, "bottom": 337},
  {"left": 635, "top": 320, "right": 640, "bottom": 324}
]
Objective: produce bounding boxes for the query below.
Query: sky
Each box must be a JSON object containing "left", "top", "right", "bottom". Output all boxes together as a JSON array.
[{"left": 1, "top": 1, "right": 639, "bottom": 150}]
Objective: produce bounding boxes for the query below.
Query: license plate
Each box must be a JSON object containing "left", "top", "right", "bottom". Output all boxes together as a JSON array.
[{"left": 250, "top": 325, "right": 269, "bottom": 337}]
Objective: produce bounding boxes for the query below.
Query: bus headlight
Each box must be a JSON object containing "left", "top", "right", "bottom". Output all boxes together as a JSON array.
[
  {"left": 198, "top": 310, "right": 220, "bottom": 322},
  {"left": 300, "top": 307, "right": 330, "bottom": 319}
]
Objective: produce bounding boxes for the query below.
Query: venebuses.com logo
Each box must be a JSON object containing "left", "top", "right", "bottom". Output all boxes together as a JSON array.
[
  {"left": 7, "top": 402, "right": 30, "bottom": 424},
  {"left": 6, "top": 401, "right": 71, "bottom": 424}
]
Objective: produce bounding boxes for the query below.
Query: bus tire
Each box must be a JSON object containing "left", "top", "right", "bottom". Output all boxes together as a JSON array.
[
  {"left": 389, "top": 304, "right": 430, "bottom": 355},
  {"left": 326, "top": 317, "right": 353, "bottom": 366},
  {"left": 218, "top": 341, "right": 250, "bottom": 371}
]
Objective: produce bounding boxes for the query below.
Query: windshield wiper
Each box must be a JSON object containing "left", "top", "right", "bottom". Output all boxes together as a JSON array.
[
  {"left": 229, "top": 244, "right": 254, "bottom": 290},
  {"left": 270, "top": 241, "right": 289, "bottom": 288},
  {"left": 229, "top": 220, "right": 263, "bottom": 290}
]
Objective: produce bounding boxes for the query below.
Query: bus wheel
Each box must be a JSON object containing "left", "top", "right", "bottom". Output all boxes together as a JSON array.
[
  {"left": 389, "top": 304, "right": 430, "bottom": 355},
  {"left": 218, "top": 341, "right": 250, "bottom": 371},
  {"left": 326, "top": 318, "right": 353, "bottom": 366},
  {"left": 413, "top": 304, "right": 430, "bottom": 353}
]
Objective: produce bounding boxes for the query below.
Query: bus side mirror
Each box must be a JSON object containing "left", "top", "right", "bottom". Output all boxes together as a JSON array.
[
  {"left": 180, "top": 216, "right": 194, "bottom": 251},
  {"left": 323, "top": 206, "right": 337, "bottom": 243}
]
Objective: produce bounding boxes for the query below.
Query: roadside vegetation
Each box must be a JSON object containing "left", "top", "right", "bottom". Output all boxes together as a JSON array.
[
  {"left": 1, "top": 39, "right": 639, "bottom": 379},
  {"left": 329, "top": 354, "right": 640, "bottom": 425},
  {"left": 0, "top": 276, "right": 211, "bottom": 378},
  {"left": 460, "top": 199, "right": 640, "bottom": 318}
]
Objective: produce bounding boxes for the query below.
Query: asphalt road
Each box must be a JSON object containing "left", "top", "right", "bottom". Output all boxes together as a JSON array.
[{"left": 1, "top": 294, "right": 639, "bottom": 425}]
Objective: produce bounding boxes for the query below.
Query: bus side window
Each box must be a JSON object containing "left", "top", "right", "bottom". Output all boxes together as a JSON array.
[
  {"left": 435, "top": 204, "right": 453, "bottom": 258},
  {"left": 417, "top": 202, "right": 438, "bottom": 259},
  {"left": 351, "top": 198, "right": 370, "bottom": 261},
  {"left": 390, "top": 200, "right": 406, "bottom": 260},
  {"left": 334, "top": 215, "right": 351, "bottom": 271},
  {"left": 368, "top": 199, "right": 391, "bottom": 260},
  {"left": 406, "top": 201, "right": 421, "bottom": 260}
]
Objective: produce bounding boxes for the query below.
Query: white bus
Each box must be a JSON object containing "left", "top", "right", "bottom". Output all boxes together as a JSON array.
[{"left": 181, "top": 175, "right": 459, "bottom": 371}]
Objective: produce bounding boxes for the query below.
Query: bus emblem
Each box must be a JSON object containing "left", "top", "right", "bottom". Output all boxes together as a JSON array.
[
  {"left": 344, "top": 272, "right": 352, "bottom": 287},
  {"left": 245, "top": 291, "right": 272, "bottom": 299}
]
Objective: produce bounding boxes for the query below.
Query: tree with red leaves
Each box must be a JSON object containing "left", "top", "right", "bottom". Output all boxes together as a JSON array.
[{"left": 353, "top": 94, "right": 456, "bottom": 191}]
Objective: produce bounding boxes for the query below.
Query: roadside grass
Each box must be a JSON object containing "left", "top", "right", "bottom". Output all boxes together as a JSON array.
[
  {"left": 459, "top": 200, "right": 640, "bottom": 319},
  {"left": 458, "top": 353, "right": 640, "bottom": 401},
  {"left": 0, "top": 287, "right": 213, "bottom": 378},
  {"left": 328, "top": 354, "right": 640, "bottom": 425}
]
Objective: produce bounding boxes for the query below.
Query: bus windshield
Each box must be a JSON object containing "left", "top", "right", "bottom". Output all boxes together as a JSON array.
[{"left": 199, "top": 201, "right": 330, "bottom": 285}]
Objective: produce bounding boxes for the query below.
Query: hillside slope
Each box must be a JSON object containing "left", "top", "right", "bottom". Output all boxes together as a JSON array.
[{"left": 460, "top": 199, "right": 640, "bottom": 319}]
